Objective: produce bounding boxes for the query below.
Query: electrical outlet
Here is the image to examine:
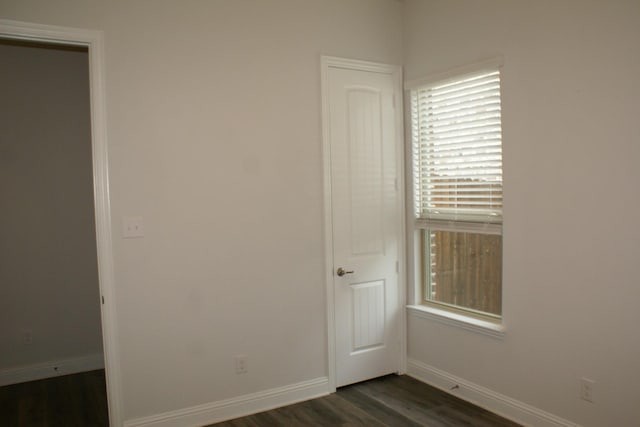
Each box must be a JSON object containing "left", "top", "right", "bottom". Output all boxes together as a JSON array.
[
  {"left": 23, "top": 330, "right": 33, "bottom": 345},
  {"left": 235, "top": 355, "right": 248, "bottom": 374},
  {"left": 122, "top": 216, "right": 144, "bottom": 238},
  {"left": 580, "top": 378, "right": 595, "bottom": 403}
]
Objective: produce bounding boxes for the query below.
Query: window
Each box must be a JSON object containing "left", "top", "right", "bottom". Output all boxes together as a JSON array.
[{"left": 410, "top": 65, "right": 503, "bottom": 321}]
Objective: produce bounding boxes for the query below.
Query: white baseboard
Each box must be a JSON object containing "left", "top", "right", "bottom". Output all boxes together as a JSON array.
[
  {"left": 407, "top": 359, "right": 579, "bottom": 427},
  {"left": 124, "top": 376, "right": 329, "bottom": 427},
  {"left": 0, "top": 353, "right": 105, "bottom": 387}
]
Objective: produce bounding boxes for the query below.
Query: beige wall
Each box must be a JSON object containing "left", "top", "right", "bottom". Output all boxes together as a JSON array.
[
  {"left": 0, "top": 0, "right": 404, "bottom": 422},
  {"left": 0, "top": 43, "right": 103, "bottom": 369},
  {"left": 403, "top": 1, "right": 640, "bottom": 426}
]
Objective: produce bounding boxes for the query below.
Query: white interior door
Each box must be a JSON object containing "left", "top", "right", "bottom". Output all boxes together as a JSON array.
[{"left": 324, "top": 60, "right": 402, "bottom": 388}]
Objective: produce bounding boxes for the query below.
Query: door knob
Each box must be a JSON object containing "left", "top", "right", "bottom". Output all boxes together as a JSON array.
[{"left": 336, "top": 267, "right": 354, "bottom": 277}]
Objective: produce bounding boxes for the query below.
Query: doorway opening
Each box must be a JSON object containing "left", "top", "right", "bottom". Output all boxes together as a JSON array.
[
  {"left": 0, "top": 36, "right": 108, "bottom": 426},
  {"left": 0, "top": 19, "right": 121, "bottom": 426}
]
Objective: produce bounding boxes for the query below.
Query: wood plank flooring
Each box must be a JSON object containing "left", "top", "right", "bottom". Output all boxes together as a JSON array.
[
  {"left": 211, "top": 374, "right": 521, "bottom": 427},
  {"left": 0, "top": 369, "right": 109, "bottom": 427},
  {"left": 0, "top": 371, "right": 520, "bottom": 426}
]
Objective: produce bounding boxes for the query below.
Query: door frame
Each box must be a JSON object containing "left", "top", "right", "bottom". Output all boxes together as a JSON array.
[
  {"left": 320, "top": 56, "right": 406, "bottom": 392},
  {"left": 0, "top": 19, "right": 123, "bottom": 426}
]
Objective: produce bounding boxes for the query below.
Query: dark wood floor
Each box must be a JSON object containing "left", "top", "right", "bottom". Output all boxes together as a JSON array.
[
  {"left": 0, "top": 369, "right": 109, "bottom": 427},
  {"left": 0, "top": 371, "right": 520, "bottom": 426},
  {"left": 211, "top": 374, "right": 521, "bottom": 427}
]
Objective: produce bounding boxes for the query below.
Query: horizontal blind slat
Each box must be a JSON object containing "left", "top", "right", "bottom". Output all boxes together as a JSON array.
[
  {"left": 423, "top": 111, "right": 502, "bottom": 128},
  {"left": 428, "top": 71, "right": 500, "bottom": 91},
  {"left": 420, "top": 138, "right": 502, "bottom": 152},
  {"left": 417, "top": 98, "right": 501, "bottom": 115},
  {"left": 420, "top": 73, "right": 500, "bottom": 95}
]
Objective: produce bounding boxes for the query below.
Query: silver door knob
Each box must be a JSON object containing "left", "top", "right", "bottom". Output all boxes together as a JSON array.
[{"left": 336, "top": 267, "right": 354, "bottom": 277}]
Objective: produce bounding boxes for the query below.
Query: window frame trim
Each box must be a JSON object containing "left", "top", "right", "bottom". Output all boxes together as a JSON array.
[
  {"left": 407, "top": 304, "right": 505, "bottom": 339},
  {"left": 407, "top": 57, "right": 506, "bottom": 328}
]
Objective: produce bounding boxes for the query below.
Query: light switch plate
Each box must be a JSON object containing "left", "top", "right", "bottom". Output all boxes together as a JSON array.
[{"left": 122, "top": 216, "right": 144, "bottom": 238}]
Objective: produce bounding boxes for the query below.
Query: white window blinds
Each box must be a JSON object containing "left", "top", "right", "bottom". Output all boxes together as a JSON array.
[{"left": 411, "top": 69, "right": 503, "bottom": 224}]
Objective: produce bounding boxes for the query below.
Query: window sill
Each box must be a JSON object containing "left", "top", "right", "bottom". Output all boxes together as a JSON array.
[{"left": 407, "top": 305, "right": 505, "bottom": 339}]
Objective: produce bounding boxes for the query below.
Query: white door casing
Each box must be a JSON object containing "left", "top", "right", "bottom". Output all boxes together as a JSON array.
[{"left": 321, "top": 57, "right": 405, "bottom": 389}]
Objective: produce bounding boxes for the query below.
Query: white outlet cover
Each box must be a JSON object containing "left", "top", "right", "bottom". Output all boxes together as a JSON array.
[
  {"left": 122, "top": 216, "right": 144, "bottom": 238},
  {"left": 580, "top": 378, "right": 595, "bottom": 403},
  {"left": 235, "top": 355, "right": 248, "bottom": 374}
]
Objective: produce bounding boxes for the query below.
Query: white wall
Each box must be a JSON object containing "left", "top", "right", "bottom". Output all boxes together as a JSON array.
[
  {"left": 0, "top": 42, "right": 103, "bottom": 372},
  {"left": 0, "top": 0, "right": 404, "bottom": 423},
  {"left": 403, "top": 1, "right": 640, "bottom": 426}
]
